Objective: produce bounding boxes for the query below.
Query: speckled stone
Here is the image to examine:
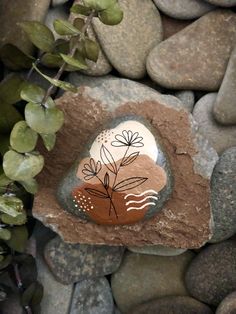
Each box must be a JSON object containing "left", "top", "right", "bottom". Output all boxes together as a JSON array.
[
  {"left": 175, "top": 90, "right": 195, "bottom": 112},
  {"left": 205, "top": 0, "right": 236, "bottom": 6},
  {"left": 70, "top": 277, "right": 114, "bottom": 314},
  {"left": 161, "top": 14, "right": 192, "bottom": 39},
  {"left": 92, "top": 0, "right": 163, "bottom": 79},
  {"left": 44, "top": 236, "right": 124, "bottom": 284},
  {"left": 128, "top": 245, "right": 186, "bottom": 256},
  {"left": 147, "top": 10, "right": 236, "bottom": 90},
  {"left": 0, "top": 0, "right": 50, "bottom": 54},
  {"left": 210, "top": 147, "right": 236, "bottom": 243},
  {"left": 216, "top": 291, "right": 236, "bottom": 314},
  {"left": 129, "top": 296, "right": 213, "bottom": 314},
  {"left": 213, "top": 46, "right": 236, "bottom": 125},
  {"left": 193, "top": 93, "right": 236, "bottom": 153},
  {"left": 185, "top": 240, "right": 236, "bottom": 306},
  {"left": 111, "top": 251, "right": 194, "bottom": 313},
  {"left": 153, "top": 0, "right": 215, "bottom": 20}
]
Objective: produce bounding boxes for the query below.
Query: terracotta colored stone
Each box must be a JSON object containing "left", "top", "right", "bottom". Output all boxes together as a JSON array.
[{"left": 33, "top": 77, "right": 218, "bottom": 248}]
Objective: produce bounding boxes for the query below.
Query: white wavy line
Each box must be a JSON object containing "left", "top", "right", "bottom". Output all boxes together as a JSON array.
[
  {"left": 127, "top": 202, "right": 156, "bottom": 212},
  {"left": 124, "top": 189, "right": 158, "bottom": 199},
  {"left": 126, "top": 195, "right": 158, "bottom": 206}
]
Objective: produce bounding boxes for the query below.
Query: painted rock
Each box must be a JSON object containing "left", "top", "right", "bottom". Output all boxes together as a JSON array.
[{"left": 57, "top": 117, "right": 172, "bottom": 225}]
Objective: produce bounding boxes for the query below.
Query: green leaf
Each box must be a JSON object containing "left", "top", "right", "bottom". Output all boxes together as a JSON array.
[
  {"left": 0, "top": 228, "right": 11, "bottom": 241},
  {"left": 19, "top": 21, "right": 55, "bottom": 53},
  {"left": 6, "top": 226, "right": 28, "bottom": 253},
  {"left": 22, "top": 282, "right": 43, "bottom": 307},
  {"left": 70, "top": 4, "right": 92, "bottom": 16},
  {"left": 32, "top": 64, "right": 77, "bottom": 92},
  {"left": 3, "top": 150, "right": 44, "bottom": 181},
  {"left": 53, "top": 19, "right": 80, "bottom": 36},
  {"left": 0, "top": 44, "right": 35, "bottom": 71},
  {"left": 21, "top": 82, "right": 55, "bottom": 108},
  {"left": 0, "top": 103, "right": 22, "bottom": 134},
  {"left": 10, "top": 121, "right": 38, "bottom": 153},
  {"left": 25, "top": 102, "right": 64, "bottom": 134},
  {"left": 0, "top": 255, "right": 12, "bottom": 270},
  {"left": 0, "top": 195, "right": 24, "bottom": 217},
  {"left": 40, "top": 133, "right": 56, "bottom": 151},
  {"left": 0, "top": 173, "right": 12, "bottom": 187},
  {"left": 60, "top": 53, "right": 88, "bottom": 70},
  {"left": 84, "top": 38, "right": 99, "bottom": 62},
  {"left": 83, "top": 0, "right": 116, "bottom": 10},
  {"left": 53, "top": 39, "right": 70, "bottom": 54},
  {"left": 0, "top": 135, "right": 10, "bottom": 156},
  {"left": 1, "top": 211, "right": 27, "bottom": 225},
  {"left": 0, "top": 74, "right": 27, "bottom": 105},
  {"left": 41, "top": 52, "right": 63, "bottom": 68},
  {"left": 19, "top": 178, "right": 38, "bottom": 194},
  {"left": 99, "top": 3, "right": 123, "bottom": 25},
  {"left": 73, "top": 18, "right": 85, "bottom": 31}
]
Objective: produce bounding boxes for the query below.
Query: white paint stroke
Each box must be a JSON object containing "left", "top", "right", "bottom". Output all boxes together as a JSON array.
[
  {"left": 127, "top": 202, "right": 156, "bottom": 212},
  {"left": 126, "top": 195, "right": 158, "bottom": 206},
  {"left": 124, "top": 189, "right": 158, "bottom": 199}
]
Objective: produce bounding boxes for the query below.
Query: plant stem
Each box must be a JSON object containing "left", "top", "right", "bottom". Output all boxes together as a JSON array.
[
  {"left": 13, "top": 263, "right": 23, "bottom": 291},
  {"left": 41, "top": 10, "right": 95, "bottom": 105}
]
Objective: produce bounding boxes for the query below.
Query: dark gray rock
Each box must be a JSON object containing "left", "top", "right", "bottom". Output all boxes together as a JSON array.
[
  {"left": 129, "top": 296, "right": 213, "bottom": 314},
  {"left": 185, "top": 240, "right": 236, "bottom": 306},
  {"left": 128, "top": 245, "right": 186, "bottom": 256},
  {"left": 52, "top": 0, "right": 68, "bottom": 6},
  {"left": 205, "top": 0, "right": 236, "bottom": 6},
  {"left": 213, "top": 46, "right": 236, "bottom": 125},
  {"left": 153, "top": 0, "right": 215, "bottom": 20},
  {"left": 210, "top": 147, "right": 236, "bottom": 243},
  {"left": 175, "top": 90, "right": 195, "bottom": 112},
  {"left": 193, "top": 93, "right": 236, "bottom": 154},
  {"left": 92, "top": 0, "right": 163, "bottom": 79},
  {"left": 111, "top": 251, "right": 194, "bottom": 313},
  {"left": 70, "top": 277, "right": 114, "bottom": 314},
  {"left": 44, "top": 236, "right": 124, "bottom": 284},
  {"left": 216, "top": 291, "right": 236, "bottom": 314},
  {"left": 147, "top": 10, "right": 236, "bottom": 91}
]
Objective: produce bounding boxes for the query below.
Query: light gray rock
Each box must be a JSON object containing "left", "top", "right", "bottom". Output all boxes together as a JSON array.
[
  {"left": 45, "top": 5, "right": 69, "bottom": 40},
  {"left": 205, "top": 0, "right": 236, "bottom": 6},
  {"left": 70, "top": 277, "right": 114, "bottom": 314},
  {"left": 44, "top": 236, "right": 124, "bottom": 284},
  {"left": 175, "top": 90, "right": 195, "bottom": 112},
  {"left": 111, "top": 251, "right": 194, "bottom": 313},
  {"left": 216, "top": 291, "right": 236, "bottom": 314},
  {"left": 193, "top": 93, "right": 236, "bottom": 154},
  {"left": 51, "top": 0, "right": 68, "bottom": 6},
  {"left": 128, "top": 245, "right": 187, "bottom": 256},
  {"left": 185, "top": 239, "right": 236, "bottom": 306},
  {"left": 92, "top": 0, "right": 163, "bottom": 79},
  {"left": 153, "top": 0, "right": 215, "bottom": 20},
  {"left": 147, "top": 10, "right": 236, "bottom": 91},
  {"left": 210, "top": 147, "right": 236, "bottom": 243},
  {"left": 213, "top": 46, "right": 236, "bottom": 125}
]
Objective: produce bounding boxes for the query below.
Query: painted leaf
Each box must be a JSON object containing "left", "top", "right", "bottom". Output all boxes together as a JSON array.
[
  {"left": 10, "top": 121, "right": 38, "bottom": 153},
  {"left": 99, "top": 3, "right": 123, "bottom": 25},
  {"left": 121, "top": 151, "right": 139, "bottom": 167},
  {"left": 53, "top": 19, "right": 80, "bottom": 36},
  {"left": 40, "top": 133, "right": 56, "bottom": 151},
  {"left": 113, "top": 177, "right": 148, "bottom": 192},
  {"left": 0, "top": 74, "right": 27, "bottom": 105},
  {"left": 104, "top": 172, "right": 109, "bottom": 190},
  {"left": 100, "top": 144, "right": 117, "bottom": 174},
  {"left": 70, "top": 4, "right": 92, "bottom": 16},
  {"left": 6, "top": 226, "right": 28, "bottom": 253},
  {"left": 84, "top": 38, "right": 99, "bottom": 62},
  {"left": 0, "top": 44, "right": 34, "bottom": 70},
  {"left": 19, "top": 21, "right": 55, "bottom": 52},
  {"left": 85, "top": 188, "right": 108, "bottom": 199},
  {"left": 60, "top": 53, "right": 88, "bottom": 70}
]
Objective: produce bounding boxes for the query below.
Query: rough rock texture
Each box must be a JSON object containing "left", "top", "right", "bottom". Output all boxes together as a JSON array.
[
  {"left": 33, "top": 75, "right": 218, "bottom": 248},
  {"left": 216, "top": 291, "right": 236, "bottom": 314},
  {"left": 213, "top": 45, "right": 236, "bottom": 125},
  {"left": 210, "top": 147, "right": 236, "bottom": 243},
  {"left": 147, "top": 10, "right": 236, "bottom": 91},
  {"left": 111, "top": 251, "right": 194, "bottom": 313},
  {"left": 185, "top": 240, "right": 236, "bottom": 306},
  {"left": 70, "top": 277, "right": 114, "bottom": 314},
  {"left": 153, "top": 0, "right": 215, "bottom": 20},
  {"left": 0, "top": 0, "right": 50, "bottom": 54},
  {"left": 129, "top": 296, "right": 213, "bottom": 314},
  {"left": 128, "top": 245, "right": 186, "bottom": 256},
  {"left": 205, "top": 0, "right": 236, "bottom": 6},
  {"left": 92, "top": 0, "right": 163, "bottom": 79},
  {"left": 44, "top": 236, "right": 124, "bottom": 284},
  {"left": 161, "top": 14, "right": 192, "bottom": 40},
  {"left": 193, "top": 93, "right": 236, "bottom": 153},
  {"left": 175, "top": 90, "right": 195, "bottom": 112}
]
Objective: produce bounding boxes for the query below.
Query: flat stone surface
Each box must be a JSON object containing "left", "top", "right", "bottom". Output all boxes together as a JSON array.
[
  {"left": 161, "top": 14, "right": 192, "bottom": 40},
  {"left": 111, "top": 251, "right": 194, "bottom": 313},
  {"left": 210, "top": 147, "right": 236, "bottom": 243},
  {"left": 92, "top": 0, "right": 163, "bottom": 79},
  {"left": 175, "top": 90, "right": 195, "bottom": 112},
  {"left": 213, "top": 46, "right": 236, "bottom": 125},
  {"left": 205, "top": 0, "right": 236, "bottom": 6},
  {"left": 44, "top": 236, "right": 124, "bottom": 284},
  {"left": 147, "top": 10, "right": 236, "bottom": 91},
  {"left": 33, "top": 76, "right": 218, "bottom": 248},
  {"left": 216, "top": 291, "right": 236, "bottom": 314},
  {"left": 193, "top": 93, "right": 236, "bottom": 154},
  {"left": 128, "top": 245, "right": 186, "bottom": 256},
  {"left": 70, "top": 277, "right": 114, "bottom": 314},
  {"left": 153, "top": 0, "right": 215, "bottom": 20},
  {"left": 185, "top": 239, "right": 236, "bottom": 306},
  {"left": 0, "top": 0, "right": 50, "bottom": 54},
  {"left": 129, "top": 296, "right": 213, "bottom": 314}
]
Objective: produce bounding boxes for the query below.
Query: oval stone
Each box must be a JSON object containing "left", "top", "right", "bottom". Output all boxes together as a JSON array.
[{"left": 57, "top": 117, "right": 173, "bottom": 225}]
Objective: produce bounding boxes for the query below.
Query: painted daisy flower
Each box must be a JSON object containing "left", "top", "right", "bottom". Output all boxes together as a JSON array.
[
  {"left": 82, "top": 158, "right": 102, "bottom": 180},
  {"left": 111, "top": 130, "right": 144, "bottom": 147}
]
